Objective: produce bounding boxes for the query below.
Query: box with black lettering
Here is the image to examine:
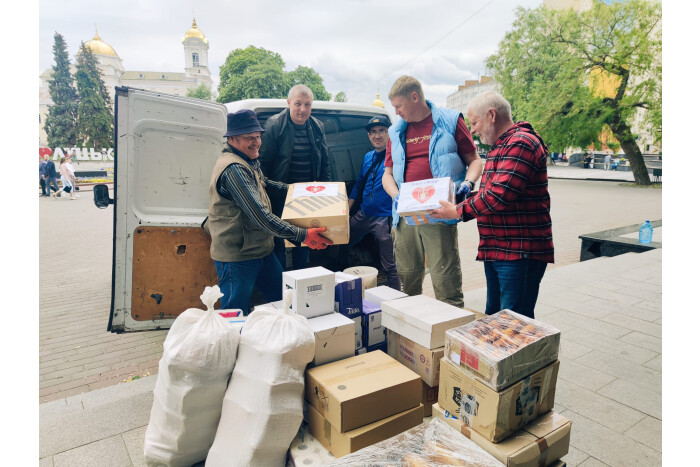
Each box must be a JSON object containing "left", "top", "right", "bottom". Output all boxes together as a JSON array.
[{"left": 282, "top": 267, "right": 335, "bottom": 319}]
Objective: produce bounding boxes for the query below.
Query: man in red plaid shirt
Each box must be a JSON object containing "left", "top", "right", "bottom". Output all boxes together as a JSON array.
[{"left": 432, "top": 91, "right": 553, "bottom": 319}]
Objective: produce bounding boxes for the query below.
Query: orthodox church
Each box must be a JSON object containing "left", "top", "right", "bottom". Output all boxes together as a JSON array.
[{"left": 39, "top": 19, "right": 213, "bottom": 146}]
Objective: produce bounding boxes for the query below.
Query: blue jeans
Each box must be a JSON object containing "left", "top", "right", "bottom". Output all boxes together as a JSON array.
[
  {"left": 349, "top": 210, "right": 401, "bottom": 290},
  {"left": 273, "top": 237, "right": 309, "bottom": 271},
  {"left": 214, "top": 253, "right": 283, "bottom": 315},
  {"left": 484, "top": 259, "right": 548, "bottom": 319}
]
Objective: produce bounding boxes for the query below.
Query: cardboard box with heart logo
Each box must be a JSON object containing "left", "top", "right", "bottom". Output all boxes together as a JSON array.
[
  {"left": 396, "top": 177, "right": 455, "bottom": 222},
  {"left": 281, "top": 182, "right": 350, "bottom": 245}
]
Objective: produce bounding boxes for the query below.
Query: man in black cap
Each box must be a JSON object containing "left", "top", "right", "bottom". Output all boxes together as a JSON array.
[
  {"left": 258, "top": 84, "right": 331, "bottom": 270},
  {"left": 205, "top": 109, "right": 333, "bottom": 314},
  {"left": 346, "top": 115, "right": 401, "bottom": 290}
]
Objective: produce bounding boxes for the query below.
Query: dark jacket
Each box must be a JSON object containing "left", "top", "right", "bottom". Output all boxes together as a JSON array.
[
  {"left": 258, "top": 108, "right": 331, "bottom": 215},
  {"left": 43, "top": 160, "right": 57, "bottom": 179}
]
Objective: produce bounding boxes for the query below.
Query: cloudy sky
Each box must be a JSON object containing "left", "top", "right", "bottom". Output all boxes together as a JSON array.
[{"left": 39, "top": 0, "right": 542, "bottom": 107}]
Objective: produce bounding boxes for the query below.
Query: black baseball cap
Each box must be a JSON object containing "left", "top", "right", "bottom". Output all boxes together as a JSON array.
[
  {"left": 365, "top": 115, "right": 391, "bottom": 131},
  {"left": 224, "top": 109, "right": 266, "bottom": 137}
]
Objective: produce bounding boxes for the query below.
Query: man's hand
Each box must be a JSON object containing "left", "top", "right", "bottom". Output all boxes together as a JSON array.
[
  {"left": 303, "top": 227, "right": 334, "bottom": 250},
  {"left": 456, "top": 180, "right": 473, "bottom": 197},
  {"left": 430, "top": 200, "right": 460, "bottom": 220}
]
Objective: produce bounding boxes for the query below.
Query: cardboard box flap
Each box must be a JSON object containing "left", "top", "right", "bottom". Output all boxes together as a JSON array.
[
  {"left": 308, "top": 313, "right": 355, "bottom": 339},
  {"left": 364, "top": 286, "right": 408, "bottom": 303},
  {"left": 381, "top": 295, "right": 474, "bottom": 331}
]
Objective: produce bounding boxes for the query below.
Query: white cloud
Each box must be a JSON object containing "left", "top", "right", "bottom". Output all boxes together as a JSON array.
[{"left": 39, "top": 0, "right": 541, "bottom": 107}]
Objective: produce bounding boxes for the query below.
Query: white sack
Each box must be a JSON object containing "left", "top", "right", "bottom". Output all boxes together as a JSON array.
[
  {"left": 144, "top": 286, "right": 241, "bottom": 467},
  {"left": 206, "top": 291, "right": 315, "bottom": 467}
]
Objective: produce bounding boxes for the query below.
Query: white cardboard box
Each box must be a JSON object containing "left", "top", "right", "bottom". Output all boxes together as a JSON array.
[
  {"left": 362, "top": 300, "right": 385, "bottom": 347},
  {"left": 307, "top": 313, "right": 356, "bottom": 366},
  {"left": 381, "top": 295, "right": 475, "bottom": 349},
  {"left": 283, "top": 267, "right": 335, "bottom": 319},
  {"left": 364, "top": 286, "right": 408, "bottom": 305},
  {"left": 396, "top": 177, "right": 455, "bottom": 217}
]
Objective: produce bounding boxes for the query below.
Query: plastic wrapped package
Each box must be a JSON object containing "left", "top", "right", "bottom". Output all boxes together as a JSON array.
[
  {"left": 144, "top": 286, "right": 241, "bottom": 467},
  {"left": 445, "top": 309, "right": 560, "bottom": 391},
  {"left": 206, "top": 291, "right": 315, "bottom": 467},
  {"left": 322, "top": 418, "right": 503, "bottom": 467}
]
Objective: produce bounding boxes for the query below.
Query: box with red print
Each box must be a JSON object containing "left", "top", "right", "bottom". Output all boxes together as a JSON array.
[
  {"left": 281, "top": 182, "right": 350, "bottom": 245},
  {"left": 396, "top": 177, "right": 455, "bottom": 222}
]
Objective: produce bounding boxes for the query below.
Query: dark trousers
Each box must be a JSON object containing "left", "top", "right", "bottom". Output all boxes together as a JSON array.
[
  {"left": 46, "top": 176, "right": 60, "bottom": 194},
  {"left": 273, "top": 238, "right": 309, "bottom": 271},
  {"left": 40, "top": 178, "right": 47, "bottom": 195},
  {"left": 484, "top": 259, "right": 548, "bottom": 319},
  {"left": 214, "top": 253, "right": 283, "bottom": 315},
  {"left": 350, "top": 210, "right": 401, "bottom": 290}
]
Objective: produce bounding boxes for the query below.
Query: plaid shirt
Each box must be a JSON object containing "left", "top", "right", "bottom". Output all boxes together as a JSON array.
[{"left": 457, "top": 122, "right": 554, "bottom": 263}]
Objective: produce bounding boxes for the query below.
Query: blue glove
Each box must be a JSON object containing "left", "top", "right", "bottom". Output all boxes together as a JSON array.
[
  {"left": 393, "top": 193, "right": 400, "bottom": 210},
  {"left": 456, "top": 180, "right": 474, "bottom": 197}
]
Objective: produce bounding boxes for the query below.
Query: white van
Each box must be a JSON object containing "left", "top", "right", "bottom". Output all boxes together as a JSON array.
[{"left": 94, "top": 87, "right": 393, "bottom": 332}]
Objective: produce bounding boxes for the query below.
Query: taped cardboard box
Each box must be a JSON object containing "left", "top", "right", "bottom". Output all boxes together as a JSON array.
[
  {"left": 432, "top": 403, "right": 571, "bottom": 467},
  {"left": 282, "top": 267, "right": 335, "bottom": 319},
  {"left": 334, "top": 272, "right": 362, "bottom": 317},
  {"left": 307, "top": 313, "right": 356, "bottom": 366},
  {"left": 308, "top": 402, "right": 424, "bottom": 458},
  {"left": 438, "top": 357, "right": 559, "bottom": 443},
  {"left": 396, "top": 177, "right": 455, "bottom": 225},
  {"left": 381, "top": 295, "right": 475, "bottom": 349},
  {"left": 421, "top": 382, "right": 439, "bottom": 417},
  {"left": 305, "top": 350, "right": 421, "bottom": 433},
  {"left": 364, "top": 286, "right": 408, "bottom": 305},
  {"left": 281, "top": 182, "right": 349, "bottom": 245},
  {"left": 445, "top": 309, "right": 560, "bottom": 391},
  {"left": 387, "top": 329, "right": 443, "bottom": 387}
]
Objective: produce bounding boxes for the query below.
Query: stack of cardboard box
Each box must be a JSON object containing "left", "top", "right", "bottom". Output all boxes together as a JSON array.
[
  {"left": 304, "top": 351, "right": 424, "bottom": 457},
  {"left": 355, "top": 286, "right": 408, "bottom": 355},
  {"left": 381, "top": 294, "right": 475, "bottom": 417},
  {"left": 434, "top": 309, "right": 572, "bottom": 466}
]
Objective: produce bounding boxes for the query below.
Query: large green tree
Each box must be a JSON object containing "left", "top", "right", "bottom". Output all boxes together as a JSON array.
[
  {"left": 44, "top": 32, "right": 79, "bottom": 148},
  {"left": 186, "top": 83, "right": 212, "bottom": 100},
  {"left": 333, "top": 91, "right": 347, "bottom": 103},
  {"left": 487, "top": 0, "right": 661, "bottom": 185},
  {"left": 75, "top": 42, "right": 113, "bottom": 147},
  {"left": 217, "top": 45, "right": 331, "bottom": 103}
]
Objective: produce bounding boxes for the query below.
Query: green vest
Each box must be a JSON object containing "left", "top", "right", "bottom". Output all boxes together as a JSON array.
[{"left": 207, "top": 148, "right": 275, "bottom": 262}]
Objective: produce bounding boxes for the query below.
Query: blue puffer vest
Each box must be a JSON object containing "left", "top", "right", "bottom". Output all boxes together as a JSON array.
[{"left": 388, "top": 101, "right": 466, "bottom": 227}]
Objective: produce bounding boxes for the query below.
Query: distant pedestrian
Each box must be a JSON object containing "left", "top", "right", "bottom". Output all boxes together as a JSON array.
[
  {"left": 66, "top": 154, "right": 80, "bottom": 198},
  {"left": 584, "top": 153, "right": 593, "bottom": 169},
  {"left": 43, "top": 154, "right": 61, "bottom": 198},
  {"left": 39, "top": 156, "right": 48, "bottom": 196},
  {"left": 59, "top": 157, "right": 77, "bottom": 200},
  {"left": 604, "top": 153, "right": 612, "bottom": 170}
]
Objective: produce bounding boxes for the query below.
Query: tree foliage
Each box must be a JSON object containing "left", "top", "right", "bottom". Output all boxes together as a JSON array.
[
  {"left": 45, "top": 32, "right": 79, "bottom": 148},
  {"left": 75, "top": 42, "right": 113, "bottom": 148},
  {"left": 186, "top": 83, "right": 212, "bottom": 100},
  {"left": 486, "top": 0, "right": 661, "bottom": 185},
  {"left": 333, "top": 91, "right": 348, "bottom": 103},
  {"left": 217, "top": 45, "right": 331, "bottom": 103}
]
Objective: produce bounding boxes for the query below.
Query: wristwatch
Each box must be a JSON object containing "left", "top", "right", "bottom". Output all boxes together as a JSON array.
[{"left": 466, "top": 180, "right": 475, "bottom": 191}]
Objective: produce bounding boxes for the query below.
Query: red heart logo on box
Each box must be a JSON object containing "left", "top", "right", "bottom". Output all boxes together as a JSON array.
[
  {"left": 412, "top": 186, "right": 435, "bottom": 204},
  {"left": 306, "top": 185, "right": 326, "bottom": 194}
]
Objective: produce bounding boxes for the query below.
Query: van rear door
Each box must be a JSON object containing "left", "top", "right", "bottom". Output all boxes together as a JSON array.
[{"left": 109, "top": 87, "right": 226, "bottom": 332}]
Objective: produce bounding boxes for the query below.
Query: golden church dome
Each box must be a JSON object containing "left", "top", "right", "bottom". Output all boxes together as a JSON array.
[
  {"left": 85, "top": 29, "right": 118, "bottom": 56},
  {"left": 372, "top": 93, "right": 385, "bottom": 108},
  {"left": 182, "top": 18, "right": 208, "bottom": 44}
]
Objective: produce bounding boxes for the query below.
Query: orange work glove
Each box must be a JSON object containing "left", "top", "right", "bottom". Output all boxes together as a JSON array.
[{"left": 303, "top": 227, "right": 333, "bottom": 250}]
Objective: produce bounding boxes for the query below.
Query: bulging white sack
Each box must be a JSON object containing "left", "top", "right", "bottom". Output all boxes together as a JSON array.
[
  {"left": 144, "top": 286, "right": 241, "bottom": 467},
  {"left": 206, "top": 291, "right": 315, "bottom": 467}
]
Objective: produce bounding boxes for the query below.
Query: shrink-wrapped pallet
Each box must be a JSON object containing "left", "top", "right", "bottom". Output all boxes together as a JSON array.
[
  {"left": 144, "top": 286, "right": 240, "bottom": 466},
  {"left": 445, "top": 309, "right": 560, "bottom": 391},
  {"left": 323, "top": 417, "right": 502, "bottom": 467},
  {"left": 206, "top": 291, "right": 315, "bottom": 467}
]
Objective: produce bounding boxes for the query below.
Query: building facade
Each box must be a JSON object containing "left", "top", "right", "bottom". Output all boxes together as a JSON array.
[
  {"left": 445, "top": 76, "right": 501, "bottom": 117},
  {"left": 39, "top": 19, "right": 213, "bottom": 146}
]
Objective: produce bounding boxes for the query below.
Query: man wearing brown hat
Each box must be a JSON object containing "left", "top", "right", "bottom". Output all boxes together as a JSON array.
[{"left": 206, "top": 109, "right": 333, "bottom": 313}]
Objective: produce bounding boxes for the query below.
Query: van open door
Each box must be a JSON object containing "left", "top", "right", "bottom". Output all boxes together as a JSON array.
[{"left": 106, "top": 87, "right": 226, "bottom": 332}]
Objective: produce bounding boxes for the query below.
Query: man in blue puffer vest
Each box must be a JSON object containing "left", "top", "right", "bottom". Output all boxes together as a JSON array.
[
  {"left": 348, "top": 116, "right": 401, "bottom": 290},
  {"left": 382, "top": 76, "right": 483, "bottom": 307}
]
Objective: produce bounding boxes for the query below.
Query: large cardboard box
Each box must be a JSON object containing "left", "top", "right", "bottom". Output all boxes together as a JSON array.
[
  {"left": 281, "top": 182, "right": 349, "bottom": 245},
  {"left": 445, "top": 309, "right": 560, "bottom": 391},
  {"left": 361, "top": 300, "right": 385, "bottom": 347},
  {"left": 364, "top": 286, "right": 408, "bottom": 305},
  {"left": 282, "top": 266, "right": 335, "bottom": 319},
  {"left": 381, "top": 295, "right": 475, "bottom": 349},
  {"left": 305, "top": 351, "right": 422, "bottom": 433},
  {"left": 438, "top": 358, "right": 560, "bottom": 443},
  {"left": 421, "top": 382, "right": 439, "bottom": 417},
  {"left": 308, "top": 402, "right": 424, "bottom": 458},
  {"left": 387, "top": 329, "right": 443, "bottom": 387},
  {"left": 334, "top": 272, "right": 363, "bottom": 317},
  {"left": 307, "top": 313, "right": 356, "bottom": 366},
  {"left": 432, "top": 403, "right": 571, "bottom": 467},
  {"left": 396, "top": 177, "right": 455, "bottom": 218}
]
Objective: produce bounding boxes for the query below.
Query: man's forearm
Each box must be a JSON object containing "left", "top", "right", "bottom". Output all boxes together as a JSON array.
[
  {"left": 465, "top": 157, "right": 483, "bottom": 184},
  {"left": 382, "top": 170, "right": 399, "bottom": 199}
]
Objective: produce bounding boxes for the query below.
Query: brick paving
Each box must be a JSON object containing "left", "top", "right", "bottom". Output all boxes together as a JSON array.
[{"left": 39, "top": 174, "right": 661, "bottom": 404}]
